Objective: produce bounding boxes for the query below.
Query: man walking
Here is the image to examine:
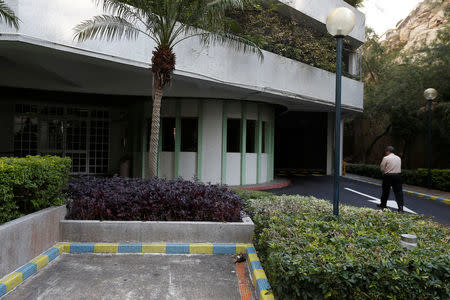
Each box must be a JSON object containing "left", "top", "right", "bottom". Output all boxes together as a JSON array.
[{"left": 378, "top": 146, "right": 404, "bottom": 213}]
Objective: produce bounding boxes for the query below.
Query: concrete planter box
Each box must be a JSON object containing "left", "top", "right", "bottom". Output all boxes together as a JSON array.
[
  {"left": 0, "top": 206, "right": 66, "bottom": 278},
  {"left": 61, "top": 217, "right": 254, "bottom": 243}
]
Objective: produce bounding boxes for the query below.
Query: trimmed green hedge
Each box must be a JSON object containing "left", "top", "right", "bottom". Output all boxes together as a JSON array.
[
  {"left": 0, "top": 155, "right": 71, "bottom": 224},
  {"left": 245, "top": 195, "right": 450, "bottom": 299},
  {"left": 346, "top": 163, "right": 450, "bottom": 192},
  {"left": 232, "top": 189, "right": 276, "bottom": 202}
]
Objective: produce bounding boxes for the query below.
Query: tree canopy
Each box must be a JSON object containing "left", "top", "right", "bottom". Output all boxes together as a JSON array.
[{"left": 346, "top": 25, "right": 450, "bottom": 168}]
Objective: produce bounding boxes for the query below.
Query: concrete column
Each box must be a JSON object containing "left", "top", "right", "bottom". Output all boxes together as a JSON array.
[
  {"left": 256, "top": 105, "right": 262, "bottom": 184},
  {"left": 240, "top": 103, "right": 247, "bottom": 185},
  {"left": 196, "top": 102, "right": 203, "bottom": 181},
  {"left": 348, "top": 52, "right": 359, "bottom": 76},
  {"left": 202, "top": 100, "right": 223, "bottom": 184},
  {"left": 221, "top": 101, "right": 227, "bottom": 184},
  {"left": 174, "top": 101, "right": 181, "bottom": 178}
]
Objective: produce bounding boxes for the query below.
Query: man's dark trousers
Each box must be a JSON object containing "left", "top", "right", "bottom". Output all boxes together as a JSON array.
[{"left": 380, "top": 173, "right": 404, "bottom": 208}]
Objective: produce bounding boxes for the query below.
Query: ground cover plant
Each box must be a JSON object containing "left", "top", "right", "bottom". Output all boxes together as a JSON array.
[
  {"left": 66, "top": 176, "right": 242, "bottom": 222},
  {"left": 244, "top": 195, "right": 450, "bottom": 300},
  {"left": 0, "top": 155, "right": 71, "bottom": 224},
  {"left": 232, "top": 188, "right": 277, "bottom": 202},
  {"left": 347, "top": 163, "right": 450, "bottom": 191}
]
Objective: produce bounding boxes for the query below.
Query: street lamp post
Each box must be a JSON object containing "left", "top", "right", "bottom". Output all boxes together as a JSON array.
[
  {"left": 424, "top": 88, "right": 438, "bottom": 189},
  {"left": 326, "top": 8, "right": 356, "bottom": 216}
]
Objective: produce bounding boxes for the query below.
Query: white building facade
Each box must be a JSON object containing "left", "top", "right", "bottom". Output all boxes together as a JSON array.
[{"left": 0, "top": 0, "right": 364, "bottom": 185}]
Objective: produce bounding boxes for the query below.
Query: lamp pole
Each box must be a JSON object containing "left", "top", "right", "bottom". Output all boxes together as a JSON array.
[
  {"left": 427, "top": 99, "right": 432, "bottom": 189},
  {"left": 326, "top": 7, "right": 356, "bottom": 216},
  {"left": 333, "top": 36, "right": 343, "bottom": 216},
  {"left": 424, "top": 88, "right": 438, "bottom": 189}
]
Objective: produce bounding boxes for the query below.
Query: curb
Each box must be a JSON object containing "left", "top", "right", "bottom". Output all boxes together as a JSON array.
[
  {"left": 238, "top": 179, "right": 291, "bottom": 191},
  {"left": 0, "top": 243, "right": 274, "bottom": 300},
  {"left": 348, "top": 177, "right": 450, "bottom": 205},
  {"left": 0, "top": 245, "right": 63, "bottom": 297}
]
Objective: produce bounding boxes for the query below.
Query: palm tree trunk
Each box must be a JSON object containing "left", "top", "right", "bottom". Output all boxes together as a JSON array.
[{"left": 148, "top": 84, "right": 163, "bottom": 178}]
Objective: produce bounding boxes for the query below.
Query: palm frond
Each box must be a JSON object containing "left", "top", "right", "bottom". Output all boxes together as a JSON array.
[
  {"left": 74, "top": 0, "right": 263, "bottom": 61},
  {"left": 0, "top": 0, "right": 19, "bottom": 29},
  {"left": 74, "top": 15, "right": 149, "bottom": 42}
]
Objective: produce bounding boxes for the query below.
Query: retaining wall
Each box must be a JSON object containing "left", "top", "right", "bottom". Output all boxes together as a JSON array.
[
  {"left": 0, "top": 206, "right": 66, "bottom": 278},
  {"left": 61, "top": 217, "right": 254, "bottom": 244}
]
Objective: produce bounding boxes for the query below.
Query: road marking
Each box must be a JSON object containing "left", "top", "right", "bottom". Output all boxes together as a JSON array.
[{"left": 345, "top": 188, "right": 417, "bottom": 214}]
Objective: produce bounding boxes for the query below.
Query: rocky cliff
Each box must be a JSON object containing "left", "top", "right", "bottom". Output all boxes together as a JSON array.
[{"left": 382, "top": 0, "right": 449, "bottom": 53}]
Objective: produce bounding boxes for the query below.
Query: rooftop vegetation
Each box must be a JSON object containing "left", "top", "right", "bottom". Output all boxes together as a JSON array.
[{"left": 227, "top": 1, "right": 355, "bottom": 75}]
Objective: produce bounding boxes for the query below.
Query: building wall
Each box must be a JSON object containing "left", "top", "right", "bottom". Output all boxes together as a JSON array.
[
  {"left": 156, "top": 98, "right": 275, "bottom": 185},
  {"left": 1, "top": 0, "right": 364, "bottom": 112},
  {"left": 0, "top": 89, "right": 136, "bottom": 176},
  {"left": 201, "top": 100, "right": 223, "bottom": 183}
]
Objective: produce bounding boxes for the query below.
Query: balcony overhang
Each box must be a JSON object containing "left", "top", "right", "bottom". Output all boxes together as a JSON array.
[
  {"left": 0, "top": 37, "right": 362, "bottom": 114},
  {"left": 0, "top": 0, "right": 363, "bottom": 113}
]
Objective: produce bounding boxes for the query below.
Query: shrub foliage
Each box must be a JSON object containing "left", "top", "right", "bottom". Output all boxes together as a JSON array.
[
  {"left": 347, "top": 163, "right": 450, "bottom": 191},
  {"left": 66, "top": 176, "right": 242, "bottom": 222},
  {"left": 0, "top": 155, "right": 71, "bottom": 224},
  {"left": 245, "top": 196, "right": 450, "bottom": 299}
]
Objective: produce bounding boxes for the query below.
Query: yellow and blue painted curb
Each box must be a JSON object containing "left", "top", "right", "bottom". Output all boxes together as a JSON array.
[
  {"left": 0, "top": 243, "right": 274, "bottom": 300},
  {"left": 0, "top": 246, "right": 61, "bottom": 297},
  {"left": 349, "top": 177, "right": 450, "bottom": 205}
]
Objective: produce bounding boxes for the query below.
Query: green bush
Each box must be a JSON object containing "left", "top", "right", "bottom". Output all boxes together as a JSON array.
[
  {"left": 246, "top": 196, "right": 450, "bottom": 299},
  {"left": 232, "top": 189, "right": 276, "bottom": 202},
  {"left": 346, "top": 163, "right": 450, "bottom": 191},
  {"left": 417, "top": 168, "right": 450, "bottom": 192},
  {"left": 0, "top": 155, "right": 71, "bottom": 224},
  {"left": 346, "top": 164, "right": 383, "bottom": 179}
]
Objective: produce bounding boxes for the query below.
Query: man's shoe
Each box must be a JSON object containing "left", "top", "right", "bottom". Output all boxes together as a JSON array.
[
  {"left": 397, "top": 207, "right": 404, "bottom": 213},
  {"left": 377, "top": 204, "right": 387, "bottom": 210}
]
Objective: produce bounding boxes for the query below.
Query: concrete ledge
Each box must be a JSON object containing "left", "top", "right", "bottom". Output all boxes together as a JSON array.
[
  {"left": 0, "top": 206, "right": 66, "bottom": 278},
  {"left": 61, "top": 217, "right": 254, "bottom": 243}
]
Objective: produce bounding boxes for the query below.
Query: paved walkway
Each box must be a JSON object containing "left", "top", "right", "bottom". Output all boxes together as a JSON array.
[
  {"left": 344, "top": 173, "right": 450, "bottom": 201},
  {"left": 4, "top": 254, "right": 255, "bottom": 300}
]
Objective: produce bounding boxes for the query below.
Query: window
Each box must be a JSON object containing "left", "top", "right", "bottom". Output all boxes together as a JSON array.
[
  {"left": 162, "top": 117, "right": 176, "bottom": 151},
  {"left": 246, "top": 120, "right": 256, "bottom": 153},
  {"left": 14, "top": 104, "right": 110, "bottom": 174},
  {"left": 89, "top": 120, "right": 109, "bottom": 174},
  {"left": 227, "top": 118, "right": 241, "bottom": 153},
  {"left": 262, "top": 121, "right": 267, "bottom": 153},
  {"left": 181, "top": 118, "right": 198, "bottom": 152},
  {"left": 14, "top": 116, "right": 38, "bottom": 156}
]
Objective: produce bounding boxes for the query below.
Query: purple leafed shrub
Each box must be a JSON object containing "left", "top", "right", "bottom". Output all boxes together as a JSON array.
[{"left": 66, "top": 176, "right": 242, "bottom": 222}]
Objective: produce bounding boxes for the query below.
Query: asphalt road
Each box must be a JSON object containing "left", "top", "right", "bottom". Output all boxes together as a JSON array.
[{"left": 268, "top": 176, "right": 450, "bottom": 225}]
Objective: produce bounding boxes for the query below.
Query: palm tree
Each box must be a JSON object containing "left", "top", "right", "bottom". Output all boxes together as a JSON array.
[
  {"left": 0, "top": 0, "right": 19, "bottom": 29},
  {"left": 74, "top": 0, "right": 262, "bottom": 178}
]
